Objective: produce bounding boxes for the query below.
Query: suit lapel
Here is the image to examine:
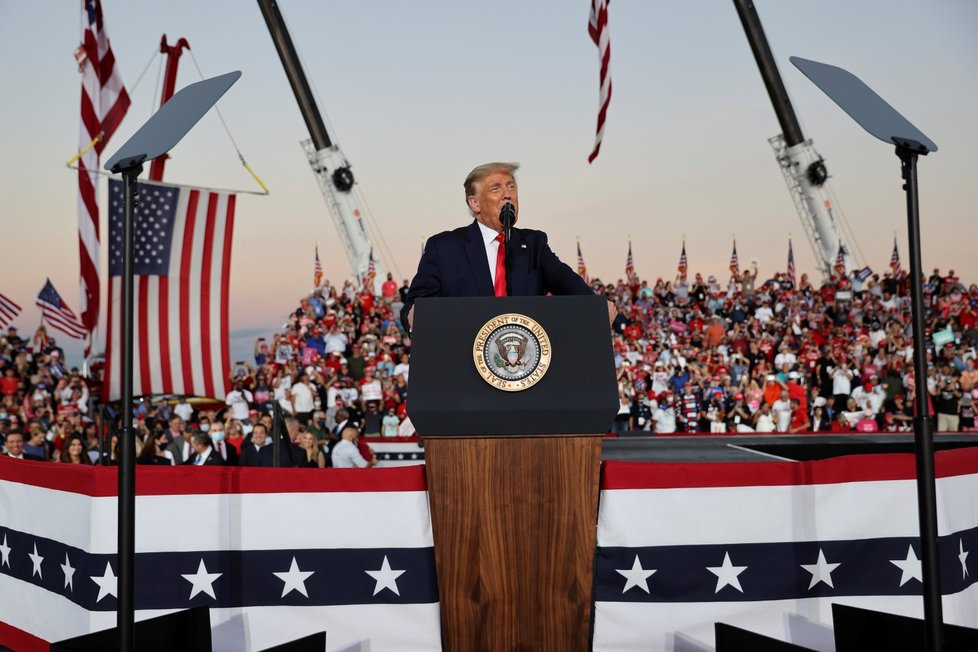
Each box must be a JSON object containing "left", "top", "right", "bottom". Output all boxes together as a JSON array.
[{"left": 464, "top": 221, "right": 494, "bottom": 296}]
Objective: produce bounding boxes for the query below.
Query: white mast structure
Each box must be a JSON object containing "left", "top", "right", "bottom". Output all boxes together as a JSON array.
[
  {"left": 734, "top": 0, "right": 856, "bottom": 278},
  {"left": 258, "top": 0, "right": 386, "bottom": 292}
]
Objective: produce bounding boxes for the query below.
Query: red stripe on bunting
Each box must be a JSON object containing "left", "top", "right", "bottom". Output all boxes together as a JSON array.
[
  {"left": 0, "top": 456, "right": 428, "bottom": 497},
  {"left": 601, "top": 446, "right": 978, "bottom": 490}
]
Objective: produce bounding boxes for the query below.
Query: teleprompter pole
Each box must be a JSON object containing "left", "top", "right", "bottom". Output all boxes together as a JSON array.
[
  {"left": 899, "top": 147, "right": 943, "bottom": 652},
  {"left": 117, "top": 164, "right": 142, "bottom": 651}
]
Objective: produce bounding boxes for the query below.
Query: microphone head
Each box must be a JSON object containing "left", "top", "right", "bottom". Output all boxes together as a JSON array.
[{"left": 500, "top": 202, "right": 516, "bottom": 225}]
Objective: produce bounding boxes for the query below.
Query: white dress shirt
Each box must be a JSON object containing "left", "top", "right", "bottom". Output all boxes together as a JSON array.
[{"left": 476, "top": 220, "right": 503, "bottom": 287}]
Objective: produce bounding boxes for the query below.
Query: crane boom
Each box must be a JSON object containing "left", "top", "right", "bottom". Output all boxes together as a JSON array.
[
  {"left": 733, "top": 0, "right": 855, "bottom": 278},
  {"left": 257, "top": 0, "right": 383, "bottom": 288}
]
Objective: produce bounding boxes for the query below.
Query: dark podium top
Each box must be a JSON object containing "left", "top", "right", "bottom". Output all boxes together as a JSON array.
[{"left": 407, "top": 295, "right": 618, "bottom": 436}]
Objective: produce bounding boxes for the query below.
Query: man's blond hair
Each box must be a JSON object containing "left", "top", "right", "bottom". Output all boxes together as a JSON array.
[{"left": 463, "top": 162, "right": 519, "bottom": 214}]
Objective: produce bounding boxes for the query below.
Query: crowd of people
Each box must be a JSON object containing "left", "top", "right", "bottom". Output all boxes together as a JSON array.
[
  {"left": 604, "top": 266, "right": 978, "bottom": 435},
  {"left": 3, "top": 262, "right": 978, "bottom": 466}
]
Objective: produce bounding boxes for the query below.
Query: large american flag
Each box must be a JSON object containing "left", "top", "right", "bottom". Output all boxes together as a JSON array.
[
  {"left": 577, "top": 242, "right": 592, "bottom": 285},
  {"left": 890, "top": 237, "right": 903, "bottom": 277},
  {"left": 36, "top": 280, "right": 87, "bottom": 340},
  {"left": 729, "top": 240, "right": 740, "bottom": 277},
  {"left": 76, "top": 0, "right": 130, "bottom": 355},
  {"left": 786, "top": 239, "right": 796, "bottom": 288},
  {"left": 677, "top": 241, "right": 688, "bottom": 280},
  {"left": 587, "top": 0, "right": 612, "bottom": 163},
  {"left": 103, "top": 179, "right": 236, "bottom": 401},
  {"left": 592, "top": 450, "right": 978, "bottom": 650},
  {"left": 0, "top": 292, "right": 21, "bottom": 332}
]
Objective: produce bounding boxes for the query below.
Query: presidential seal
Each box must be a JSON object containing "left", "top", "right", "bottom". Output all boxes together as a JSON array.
[{"left": 473, "top": 313, "right": 552, "bottom": 391}]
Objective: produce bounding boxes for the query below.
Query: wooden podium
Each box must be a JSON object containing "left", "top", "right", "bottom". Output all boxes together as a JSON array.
[{"left": 409, "top": 297, "right": 617, "bottom": 651}]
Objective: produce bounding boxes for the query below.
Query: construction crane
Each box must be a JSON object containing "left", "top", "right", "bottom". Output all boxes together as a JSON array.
[
  {"left": 257, "top": 0, "right": 387, "bottom": 290},
  {"left": 733, "top": 0, "right": 856, "bottom": 278}
]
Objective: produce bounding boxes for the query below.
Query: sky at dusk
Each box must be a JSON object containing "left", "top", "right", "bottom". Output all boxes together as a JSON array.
[{"left": 1, "top": 1, "right": 976, "bottom": 366}]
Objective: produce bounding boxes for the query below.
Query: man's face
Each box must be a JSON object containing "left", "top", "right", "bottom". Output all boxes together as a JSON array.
[
  {"left": 467, "top": 171, "right": 518, "bottom": 232},
  {"left": 5, "top": 434, "right": 25, "bottom": 456}
]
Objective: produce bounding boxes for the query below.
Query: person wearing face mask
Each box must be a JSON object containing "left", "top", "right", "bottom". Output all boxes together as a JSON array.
[
  {"left": 727, "top": 393, "right": 753, "bottom": 432},
  {"left": 651, "top": 393, "right": 677, "bottom": 434},
  {"left": 208, "top": 420, "right": 238, "bottom": 465}
]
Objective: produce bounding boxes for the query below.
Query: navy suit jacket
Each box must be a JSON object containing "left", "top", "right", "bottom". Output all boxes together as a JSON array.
[{"left": 401, "top": 220, "right": 594, "bottom": 329}]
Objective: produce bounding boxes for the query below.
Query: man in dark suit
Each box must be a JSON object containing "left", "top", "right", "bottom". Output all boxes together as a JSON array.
[
  {"left": 238, "top": 423, "right": 274, "bottom": 467},
  {"left": 3, "top": 432, "right": 45, "bottom": 461},
  {"left": 166, "top": 427, "right": 194, "bottom": 465},
  {"left": 184, "top": 431, "right": 225, "bottom": 466},
  {"left": 401, "top": 162, "right": 618, "bottom": 330},
  {"left": 209, "top": 421, "right": 239, "bottom": 465}
]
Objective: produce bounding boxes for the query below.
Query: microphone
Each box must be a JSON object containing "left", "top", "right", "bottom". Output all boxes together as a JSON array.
[
  {"left": 499, "top": 202, "right": 516, "bottom": 297},
  {"left": 499, "top": 202, "right": 516, "bottom": 245}
]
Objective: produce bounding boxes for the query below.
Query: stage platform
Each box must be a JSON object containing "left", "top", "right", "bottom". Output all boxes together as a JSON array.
[{"left": 601, "top": 432, "right": 978, "bottom": 464}]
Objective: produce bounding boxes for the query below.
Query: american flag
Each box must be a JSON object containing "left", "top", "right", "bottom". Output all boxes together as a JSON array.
[
  {"left": 587, "top": 0, "right": 612, "bottom": 163},
  {"left": 729, "top": 240, "right": 740, "bottom": 277},
  {"left": 890, "top": 237, "right": 903, "bottom": 277},
  {"left": 76, "top": 0, "right": 130, "bottom": 355},
  {"left": 786, "top": 239, "right": 796, "bottom": 288},
  {"left": 36, "top": 280, "right": 87, "bottom": 340},
  {"left": 314, "top": 245, "right": 323, "bottom": 288},
  {"left": 365, "top": 247, "right": 377, "bottom": 291},
  {"left": 834, "top": 243, "right": 847, "bottom": 277},
  {"left": 0, "top": 292, "right": 22, "bottom": 332},
  {"left": 591, "top": 450, "right": 978, "bottom": 650},
  {"left": 677, "top": 241, "right": 688, "bottom": 280},
  {"left": 577, "top": 242, "right": 592, "bottom": 285},
  {"left": 0, "top": 460, "right": 441, "bottom": 650},
  {"left": 625, "top": 240, "right": 635, "bottom": 280},
  {"left": 103, "top": 179, "right": 236, "bottom": 401}
]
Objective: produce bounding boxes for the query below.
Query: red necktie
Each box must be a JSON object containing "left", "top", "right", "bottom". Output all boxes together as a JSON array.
[{"left": 494, "top": 232, "right": 507, "bottom": 297}]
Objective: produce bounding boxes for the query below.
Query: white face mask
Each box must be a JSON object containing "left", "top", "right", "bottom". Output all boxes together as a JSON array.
[{"left": 241, "top": 422, "right": 253, "bottom": 435}]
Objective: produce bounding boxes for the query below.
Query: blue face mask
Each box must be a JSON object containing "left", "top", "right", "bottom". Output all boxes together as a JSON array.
[
  {"left": 211, "top": 430, "right": 225, "bottom": 442},
  {"left": 200, "top": 424, "right": 210, "bottom": 432}
]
